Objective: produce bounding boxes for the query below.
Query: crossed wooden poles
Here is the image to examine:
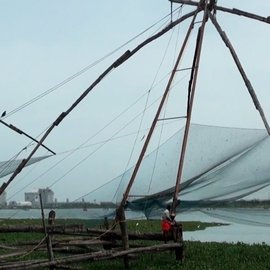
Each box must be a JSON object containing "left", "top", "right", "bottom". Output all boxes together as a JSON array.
[{"left": 1, "top": 0, "right": 269, "bottom": 268}]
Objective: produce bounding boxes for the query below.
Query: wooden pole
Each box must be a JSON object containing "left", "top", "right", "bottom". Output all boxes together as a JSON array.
[
  {"left": 39, "top": 193, "right": 54, "bottom": 270},
  {"left": 172, "top": 1, "right": 209, "bottom": 213},
  {"left": 116, "top": 206, "right": 129, "bottom": 268},
  {"left": 0, "top": 243, "right": 182, "bottom": 270},
  {"left": 170, "top": 0, "right": 270, "bottom": 25},
  {"left": 115, "top": 10, "right": 200, "bottom": 267},
  {"left": 215, "top": 6, "right": 270, "bottom": 24},
  {"left": 209, "top": 12, "right": 270, "bottom": 135},
  {"left": 0, "top": 119, "right": 56, "bottom": 155},
  {"left": 119, "top": 8, "right": 200, "bottom": 211}
]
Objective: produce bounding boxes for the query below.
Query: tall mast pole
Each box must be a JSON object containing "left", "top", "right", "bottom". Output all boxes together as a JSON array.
[
  {"left": 115, "top": 10, "right": 200, "bottom": 266},
  {"left": 118, "top": 10, "right": 200, "bottom": 212},
  {"left": 209, "top": 12, "right": 270, "bottom": 135},
  {"left": 172, "top": 0, "right": 209, "bottom": 213}
]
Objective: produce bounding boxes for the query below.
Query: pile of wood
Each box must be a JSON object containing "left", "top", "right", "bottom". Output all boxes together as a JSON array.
[{"left": 0, "top": 222, "right": 183, "bottom": 269}]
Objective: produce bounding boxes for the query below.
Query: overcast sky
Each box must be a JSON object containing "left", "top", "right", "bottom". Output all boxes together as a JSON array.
[{"left": 1, "top": 0, "right": 270, "bottom": 203}]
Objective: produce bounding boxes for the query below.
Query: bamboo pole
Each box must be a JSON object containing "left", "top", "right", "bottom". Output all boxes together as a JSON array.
[
  {"left": 172, "top": 1, "right": 208, "bottom": 213},
  {"left": 216, "top": 6, "right": 270, "bottom": 24},
  {"left": 0, "top": 224, "right": 85, "bottom": 233},
  {"left": 0, "top": 119, "right": 55, "bottom": 155},
  {"left": 209, "top": 12, "right": 270, "bottom": 135},
  {"left": 118, "top": 6, "right": 200, "bottom": 216},
  {"left": 0, "top": 243, "right": 182, "bottom": 270},
  {"left": 115, "top": 10, "right": 200, "bottom": 267},
  {"left": 170, "top": 0, "right": 270, "bottom": 25}
]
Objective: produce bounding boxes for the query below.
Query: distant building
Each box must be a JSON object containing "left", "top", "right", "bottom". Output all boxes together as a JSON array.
[
  {"left": 17, "top": 201, "right": 32, "bottom": 208},
  {"left": 39, "top": 188, "right": 54, "bottom": 206},
  {"left": 8, "top": 200, "right": 17, "bottom": 208},
  {"left": 25, "top": 187, "right": 54, "bottom": 207},
  {"left": 0, "top": 191, "right": 7, "bottom": 207},
  {"left": 25, "top": 189, "right": 39, "bottom": 207}
]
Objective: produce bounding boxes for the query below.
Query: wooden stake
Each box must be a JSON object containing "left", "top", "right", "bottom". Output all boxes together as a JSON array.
[
  {"left": 116, "top": 206, "right": 130, "bottom": 269},
  {"left": 39, "top": 193, "right": 54, "bottom": 270}
]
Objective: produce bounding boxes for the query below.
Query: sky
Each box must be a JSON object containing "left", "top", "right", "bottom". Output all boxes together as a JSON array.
[{"left": 1, "top": 0, "right": 270, "bottom": 203}]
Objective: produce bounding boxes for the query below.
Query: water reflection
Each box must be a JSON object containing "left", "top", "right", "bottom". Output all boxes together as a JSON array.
[
  {"left": 180, "top": 209, "right": 270, "bottom": 245},
  {"left": 0, "top": 208, "right": 270, "bottom": 245}
]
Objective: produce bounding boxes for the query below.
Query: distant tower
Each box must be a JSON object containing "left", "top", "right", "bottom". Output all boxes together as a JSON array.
[{"left": 38, "top": 188, "right": 54, "bottom": 206}]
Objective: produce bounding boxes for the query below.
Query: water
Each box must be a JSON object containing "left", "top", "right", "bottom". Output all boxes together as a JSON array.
[
  {"left": 1, "top": 207, "right": 270, "bottom": 245},
  {"left": 180, "top": 209, "right": 270, "bottom": 245}
]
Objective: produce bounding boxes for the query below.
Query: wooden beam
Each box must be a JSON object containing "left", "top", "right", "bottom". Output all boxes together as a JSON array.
[
  {"left": 169, "top": 0, "right": 199, "bottom": 7},
  {"left": 216, "top": 6, "right": 270, "bottom": 24},
  {"left": 170, "top": 0, "right": 270, "bottom": 25},
  {"left": 209, "top": 12, "right": 270, "bottom": 135},
  {"left": 0, "top": 243, "right": 182, "bottom": 269}
]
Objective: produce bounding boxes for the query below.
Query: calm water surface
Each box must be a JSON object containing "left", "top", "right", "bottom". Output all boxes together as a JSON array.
[{"left": 1, "top": 208, "right": 270, "bottom": 245}]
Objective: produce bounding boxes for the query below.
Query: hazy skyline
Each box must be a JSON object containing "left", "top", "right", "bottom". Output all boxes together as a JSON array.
[{"left": 1, "top": 0, "right": 270, "bottom": 203}]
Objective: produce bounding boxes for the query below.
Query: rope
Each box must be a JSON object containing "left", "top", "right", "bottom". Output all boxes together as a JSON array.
[
  {"left": 18, "top": 235, "right": 47, "bottom": 259},
  {"left": 2, "top": 7, "right": 182, "bottom": 120}
]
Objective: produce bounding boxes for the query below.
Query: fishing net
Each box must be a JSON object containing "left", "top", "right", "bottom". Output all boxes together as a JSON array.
[
  {"left": 0, "top": 156, "right": 51, "bottom": 179},
  {"left": 82, "top": 124, "right": 270, "bottom": 217}
]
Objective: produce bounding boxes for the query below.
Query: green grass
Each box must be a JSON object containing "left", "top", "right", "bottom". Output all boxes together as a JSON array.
[
  {"left": 0, "top": 219, "right": 268, "bottom": 269},
  {"left": 88, "top": 241, "right": 270, "bottom": 270}
]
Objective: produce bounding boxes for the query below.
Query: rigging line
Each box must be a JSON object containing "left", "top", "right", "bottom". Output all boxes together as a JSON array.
[
  {"left": 47, "top": 88, "right": 187, "bottom": 194},
  {"left": 126, "top": 97, "right": 184, "bottom": 205},
  {"left": 58, "top": 70, "right": 188, "bottom": 154},
  {"left": 47, "top": 90, "right": 178, "bottom": 190},
  {"left": 7, "top": 79, "right": 181, "bottom": 200},
  {"left": 16, "top": 94, "right": 162, "bottom": 197},
  {"left": 58, "top": 119, "right": 181, "bottom": 155},
  {"left": 8, "top": 92, "right": 163, "bottom": 199},
  {"left": 146, "top": 99, "right": 168, "bottom": 199},
  {"left": 74, "top": 124, "right": 192, "bottom": 204},
  {"left": 172, "top": 4, "right": 184, "bottom": 66},
  {"left": 0, "top": 9, "right": 197, "bottom": 196},
  {"left": 8, "top": 72, "right": 189, "bottom": 201},
  {"left": 143, "top": 23, "right": 185, "bottom": 206},
  {"left": 2, "top": 7, "right": 182, "bottom": 120},
  {"left": 69, "top": 122, "right": 186, "bottom": 203},
  {"left": 171, "top": 1, "right": 173, "bottom": 23},
  {"left": 7, "top": 93, "right": 151, "bottom": 200},
  {"left": 112, "top": 17, "right": 179, "bottom": 202},
  {"left": 143, "top": 58, "right": 181, "bottom": 212}
]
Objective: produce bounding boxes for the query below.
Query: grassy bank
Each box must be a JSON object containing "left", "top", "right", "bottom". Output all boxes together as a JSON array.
[{"left": 0, "top": 219, "right": 268, "bottom": 269}]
